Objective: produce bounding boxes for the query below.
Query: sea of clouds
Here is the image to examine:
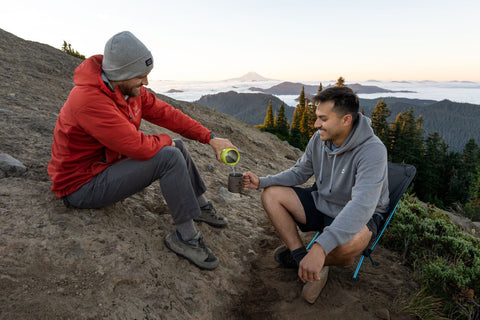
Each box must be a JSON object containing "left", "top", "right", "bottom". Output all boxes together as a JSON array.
[{"left": 148, "top": 79, "right": 480, "bottom": 107}]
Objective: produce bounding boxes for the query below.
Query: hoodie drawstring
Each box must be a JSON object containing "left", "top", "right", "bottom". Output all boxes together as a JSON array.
[
  {"left": 329, "top": 155, "right": 336, "bottom": 193},
  {"left": 318, "top": 144, "right": 336, "bottom": 193},
  {"left": 318, "top": 144, "right": 325, "bottom": 184}
]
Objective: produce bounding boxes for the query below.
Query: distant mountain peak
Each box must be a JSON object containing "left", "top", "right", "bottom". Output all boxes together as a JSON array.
[{"left": 227, "top": 72, "right": 272, "bottom": 82}]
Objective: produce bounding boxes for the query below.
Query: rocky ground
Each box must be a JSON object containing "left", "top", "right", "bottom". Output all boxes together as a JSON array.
[{"left": 0, "top": 28, "right": 421, "bottom": 319}]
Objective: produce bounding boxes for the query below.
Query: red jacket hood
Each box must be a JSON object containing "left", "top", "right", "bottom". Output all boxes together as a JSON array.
[{"left": 74, "top": 55, "right": 127, "bottom": 107}]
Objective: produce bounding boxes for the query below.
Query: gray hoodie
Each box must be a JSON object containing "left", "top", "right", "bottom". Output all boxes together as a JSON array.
[{"left": 259, "top": 113, "right": 389, "bottom": 255}]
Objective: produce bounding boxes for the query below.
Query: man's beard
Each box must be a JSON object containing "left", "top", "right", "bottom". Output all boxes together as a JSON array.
[{"left": 119, "top": 85, "right": 141, "bottom": 98}]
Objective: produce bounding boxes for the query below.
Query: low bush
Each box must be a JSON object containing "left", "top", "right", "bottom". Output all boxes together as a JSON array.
[{"left": 383, "top": 195, "right": 480, "bottom": 319}]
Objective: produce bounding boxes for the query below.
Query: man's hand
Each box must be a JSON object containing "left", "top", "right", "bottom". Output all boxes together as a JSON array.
[
  {"left": 209, "top": 137, "right": 237, "bottom": 162},
  {"left": 243, "top": 171, "right": 260, "bottom": 189},
  {"left": 298, "top": 243, "right": 326, "bottom": 283}
]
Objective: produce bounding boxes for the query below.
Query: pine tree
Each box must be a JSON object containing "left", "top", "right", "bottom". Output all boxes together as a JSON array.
[
  {"left": 463, "top": 162, "right": 480, "bottom": 221},
  {"left": 276, "top": 102, "right": 289, "bottom": 140},
  {"left": 389, "top": 108, "right": 424, "bottom": 166},
  {"left": 317, "top": 83, "right": 323, "bottom": 94},
  {"left": 288, "top": 87, "right": 307, "bottom": 149},
  {"left": 461, "top": 138, "right": 480, "bottom": 203},
  {"left": 416, "top": 132, "right": 448, "bottom": 206},
  {"left": 300, "top": 102, "right": 309, "bottom": 136},
  {"left": 298, "top": 86, "right": 306, "bottom": 109},
  {"left": 370, "top": 99, "right": 391, "bottom": 147},
  {"left": 463, "top": 138, "right": 480, "bottom": 174},
  {"left": 305, "top": 99, "right": 317, "bottom": 138},
  {"left": 335, "top": 76, "right": 346, "bottom": 87},
  {"left": 471, "top": 164, "right": 480, "bottom": 200},
  {"left": 289, "top": 106, "right": 304, "bottom": 149},
  {"left": 262, "top": 100, "right": 275, "bottom": 133},
  {"left": 443, "top": 150, "right": 468, "bottom": 206}
]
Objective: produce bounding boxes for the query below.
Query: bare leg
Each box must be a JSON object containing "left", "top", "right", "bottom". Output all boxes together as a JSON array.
[
  {"left": 325, "top": 225, "right": 372, "bottom": 266},
  {"left": 261, "top": 186, "right": 307, "bottom": 251}
]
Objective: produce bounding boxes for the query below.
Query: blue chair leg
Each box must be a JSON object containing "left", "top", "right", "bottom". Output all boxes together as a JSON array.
[
  {"left": 352, "top": 255, "right": 365, "bottom": 280},
  {"left": 306, "top": 232, "right": 320, "bottom": 250}
]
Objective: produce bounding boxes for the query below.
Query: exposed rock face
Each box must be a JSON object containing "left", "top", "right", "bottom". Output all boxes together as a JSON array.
[{"left": 0, "top": 28, "right": 417, "bottom": 319}]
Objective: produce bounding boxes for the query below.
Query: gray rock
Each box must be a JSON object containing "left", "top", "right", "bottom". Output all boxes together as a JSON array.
[
  {"left": 0, "top": 153, "right": 27, "bottom": 177},
  {"left": 268, "top": 163, "right": 277, "bottom": 170},
  {"left": 0, "top": 108, "right": 15, "bottom": 115},
  {"left": 375, "top": 308, "right": 390, "bottom": 320},
  {"left": 205, "top": 163, "right": 216, "bottom": 172}
]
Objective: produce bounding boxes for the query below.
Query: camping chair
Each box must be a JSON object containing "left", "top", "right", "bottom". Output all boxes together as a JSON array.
[{"left": 306, "top": 162, "right": 416, "bottom": 280}]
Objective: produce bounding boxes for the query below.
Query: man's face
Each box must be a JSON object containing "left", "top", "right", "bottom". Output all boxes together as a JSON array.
[
  {"left": 116, "top": 72, "right": 150, "bottom": 97},
  {"left": 314, "top": 100, "right": 351, "bottom": 146}
]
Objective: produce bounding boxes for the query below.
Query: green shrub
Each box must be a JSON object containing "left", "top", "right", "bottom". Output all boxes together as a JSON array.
[
  {"left": 462, "top": 199, "right": 480, "bottom": 222},
  {"left": 61, "top": 41, "right": 86, "bottom": 60},
  {"left": 383, "top": 195, "right": 480, "bottom": 319}
]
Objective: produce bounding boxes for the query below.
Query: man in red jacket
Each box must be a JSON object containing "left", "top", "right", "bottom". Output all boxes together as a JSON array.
[{"left": 48, "top": 31, "right": 237, "bottom": 270}]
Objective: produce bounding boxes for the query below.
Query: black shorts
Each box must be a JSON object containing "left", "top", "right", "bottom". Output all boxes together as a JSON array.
[{"left": 291, "top": 186, "right": 382, "bottom": 242}]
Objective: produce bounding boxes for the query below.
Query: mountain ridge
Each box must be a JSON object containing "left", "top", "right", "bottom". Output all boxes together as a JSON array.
[
  {"left": 195, "top": 90, "right": 480, "bottom": 152},
  {"left": 249, "top": 81, "right": 416, "bottom": 95}
]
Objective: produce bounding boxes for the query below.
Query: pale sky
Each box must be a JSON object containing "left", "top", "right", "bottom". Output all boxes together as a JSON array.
[{"left": 2, "top": 0, "right": 479, "bottom": 82}]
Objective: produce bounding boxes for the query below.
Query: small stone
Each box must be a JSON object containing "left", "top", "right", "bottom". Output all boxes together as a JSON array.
[
  {"left": 0, "top": 153, "right": 27, "bottom": 177},
  {"left": 375, "top": 308, "right": 390, "bottom": 320},
  {"left": 205, "top": 163, "right": 215, "bottom": 172}
]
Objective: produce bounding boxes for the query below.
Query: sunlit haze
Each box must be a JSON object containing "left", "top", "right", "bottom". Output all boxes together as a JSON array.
[{"left": 2, "top": 0, "right": 479, "bottom": 82}]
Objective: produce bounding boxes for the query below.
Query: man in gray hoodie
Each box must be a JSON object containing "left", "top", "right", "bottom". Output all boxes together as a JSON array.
[{"left": 243, "top": 86, "right": 389, "bottom": 303}]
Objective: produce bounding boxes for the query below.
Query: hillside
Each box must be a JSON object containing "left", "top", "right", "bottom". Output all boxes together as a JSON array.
[
  {"left": 195, "top": 90, "right": 295, "bottom": 125},
  {"left": 0, "top": 28, "right": 421, "bottom": 319},
  {"left": 359, "top": 97, "right": 480, "bottom": 151}
]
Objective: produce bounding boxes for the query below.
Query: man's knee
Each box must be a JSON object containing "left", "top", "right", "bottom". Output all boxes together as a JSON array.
[
  {"left": 327, "top": 247, "right": 357, "bottom": 266},
  {"left": 173, "top": 138, "right": 185, "bottom": 150},
  {"left": 261, "top": 186, "right": 284, "bottom": 206},
  {"left": 327, "top": 227, "right": 372, "bottom": 266},
  {"left": 155, "top": 146, "right": 185, "bottom": 169}
]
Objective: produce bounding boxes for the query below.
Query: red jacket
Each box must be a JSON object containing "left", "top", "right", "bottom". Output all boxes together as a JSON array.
[{"left": 48, "top": 55, "right": 212, "bottom": 197}]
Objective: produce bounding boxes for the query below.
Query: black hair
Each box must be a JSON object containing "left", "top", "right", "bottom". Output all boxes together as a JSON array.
[{"left": 311, "top": 86, "right": 359, "bottom": 122}]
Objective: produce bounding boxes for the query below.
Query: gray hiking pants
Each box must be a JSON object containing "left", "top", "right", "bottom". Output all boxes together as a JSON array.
[{"left": 64, "top": 139, "right": 207, "bottom": 225}]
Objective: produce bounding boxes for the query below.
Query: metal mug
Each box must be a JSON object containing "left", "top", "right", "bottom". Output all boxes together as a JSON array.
[{"left": 228, "top": 172, "right": 243, "bottom": 193}]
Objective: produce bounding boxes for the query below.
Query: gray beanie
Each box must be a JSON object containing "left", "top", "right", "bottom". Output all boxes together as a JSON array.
[{"left": 102, "top": 31, "right": 154, "bottom": 81}]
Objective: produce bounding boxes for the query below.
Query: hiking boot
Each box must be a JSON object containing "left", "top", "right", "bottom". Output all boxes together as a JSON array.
[
  {"left": 274, "top": 245, "right": 297, "bottom": 269},
  {"left": 301, "top": 266, "right": 329, "bottom": 304},
  {"left": 194, "top": 201, "right": 228, "bottom": 228},
  {"left": 164, "top": 231, "right": 219, "bottom": 270}
]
